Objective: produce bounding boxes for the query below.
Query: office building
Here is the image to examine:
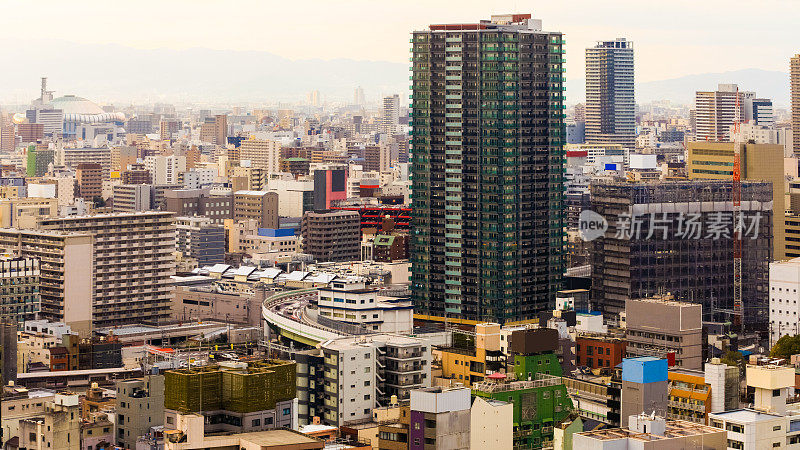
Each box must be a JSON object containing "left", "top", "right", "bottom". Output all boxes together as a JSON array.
[
  {"left": 0, "top": 197, "right": 58, "bottom": 228},
  {"left": 573, "top": 415, "right": 726, "bottom": 450},
  {"left": 163, "top": 360, "right": 298, "bottom": 434},
  {"left": 111, "top": 146, "right": 138, "bottom": 172},
  {"left": 687, "top": 141, "right": 786, "bottom": 260},
  {"left": 438, "top": 323, "right": 505, "bottom": 387},
  {"left": 0, "top": 257, "right": 40, "bottom": 326},
  {"left": 39, "top": 212, "right": 176, "bottom": 328},
  {"left": 0, "top": 229, "right": 93, "bottom": 335},
  {"left": 233, "top": 190, "right": 279, "bottom": 229},
  {"left": 575, "top": 334, "right": 625, "bottom": 370},
  {"left": 410, "top": 14, "right": 566, "bottom": 323},
  {"left": 265, "top": 177, "right": 314, "bottom": 217},
  {"left": 585, "top": 38, "right": 636, "bottom": 148},
  {"left": 382, "top": 94, "right": 400, "bottom": 134},
  {"left": 301, "top": 210, "right": 360, "bottom": 262},
  {"left": 160, "top": 119, "right": 182, "bottom": 141},
  {"left": 200, "top": 114, "right": 227, "bottom": 146},
  {"left": 590, "top": 180, "right": 772, "bottom": 330},
  {"left": 626, "top": 296, "right": 702, "bottom": 370},
  {"left": 75, "top": 163, "right": 103, "bottom": 200},
  {"left": 240, "top": 138, "right": 281, "bottom": 174},
  {"left": 792, "top": 55, "right": 800, "bottom": 155},
  {"left": 115, "top": 375, "right": 165, "bottom": 449},
  {"left": 313, "top": 169, "right": 347, "bottom": 210},
  {"left": 620, "top": 357, "right": 668, "bottom": 422},
  {"left": 112, "top": 184, "right": 152, "bottom": 213},
  {"left": 749, "top": 98, "right": 774, "bottom": 128},
  {"left": 163, "top": 188, "right": 233, "bottom": 224},
  {"left": 694, "top": 83, "right": 752, "bottom": 142},
  {"left": 175, "top": 216, "right": 225, "bottom": 266},
  {"left": 145, "top": 155, "right": 186, "bottom": 185}
]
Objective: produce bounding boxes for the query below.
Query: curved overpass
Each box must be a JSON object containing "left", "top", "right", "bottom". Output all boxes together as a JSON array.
[{"left": 262, "top": 288, "right": 343, "bottom": 346}]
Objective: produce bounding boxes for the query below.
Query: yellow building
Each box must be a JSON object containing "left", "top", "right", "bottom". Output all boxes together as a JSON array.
[
  {"left": 438, "top": 323, "right": 503, "bottom": 387},
  {"left": 687, "top": 142, "right": 786, "bottom": 260},
  {"left": 667, "top": 369, "right": 711, "bottom": 425}
]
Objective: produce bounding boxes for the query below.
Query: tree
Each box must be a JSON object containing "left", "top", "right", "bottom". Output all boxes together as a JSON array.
[
  {"left": 720, "top": 350, "right": 743, "bottom": 367},
  {"left": 769, "top": 334, "right": 800, "bottom": 359}
]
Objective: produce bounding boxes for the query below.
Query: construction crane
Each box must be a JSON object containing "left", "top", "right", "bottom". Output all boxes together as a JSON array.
[{"left": 732, "top": 87, "right": 743, "bottom": 332}]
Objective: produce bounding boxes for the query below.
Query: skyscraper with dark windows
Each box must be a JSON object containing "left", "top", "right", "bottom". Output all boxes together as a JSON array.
[{"left": 410, "top": 14, "right": 566, "bottom": 323}]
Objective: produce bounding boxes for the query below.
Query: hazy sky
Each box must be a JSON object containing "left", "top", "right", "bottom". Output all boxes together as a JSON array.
[{"left": 1, "top": 0, "right": 797, "bottom": 83}]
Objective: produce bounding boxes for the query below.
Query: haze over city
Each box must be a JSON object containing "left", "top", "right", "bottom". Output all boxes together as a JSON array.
[{"left": 1, "top": 3, "right": 800, "bottom": 450}]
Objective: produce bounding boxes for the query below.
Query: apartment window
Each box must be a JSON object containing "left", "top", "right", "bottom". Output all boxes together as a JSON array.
[
  {"left": 774, "top": 425, "right": 782, "bottom": 431},
  {"left": 283, "top": 408, "right": 290, "bottom": 415},
  {"left": 252, "top": 419, "right": 261, "bottom": 427},
  {"left": 725, "top": 423, "right": 744, "bottom": 433}
]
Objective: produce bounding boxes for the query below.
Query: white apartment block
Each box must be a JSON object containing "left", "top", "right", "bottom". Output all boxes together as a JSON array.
[
  {"left": 769, "top": 258, "right": 800, "bottom": 346},
  {"left": 145, "top": 155, "right": 186, "bottom": 185},
  {"left": 239, "top": 138, "right": 281, "bottom": 174},
  {"left": 182, "top": 168, "right": 217, "bottom": 189},
  {"left": 320, "top": 334, "right": 431, "bottom": 426},
  {"left": 317, "top": 278, "right": 413, "bottom": 334}
]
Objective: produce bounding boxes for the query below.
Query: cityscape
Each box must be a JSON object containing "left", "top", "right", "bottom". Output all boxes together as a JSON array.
[{"left": 2, "top": 3, "right": 800, "bottom": 450}]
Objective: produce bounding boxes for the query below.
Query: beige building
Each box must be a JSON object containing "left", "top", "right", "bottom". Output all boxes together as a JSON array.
[
  {"left": 228, "top": 219, "right": 298, "bottom": 255},
  {"left": 470, "top": 396, "right": 512, "bottom": 450},
  {"left": 112, "top": 184, "right": 151, "bottom": 213},
  {"left": 239, "top": 138, "right": 281, "bottom": 174},
  {"left": 233, "top": 190, "right": 279, "bottom": 229},
  {"left": 18, "top": 393, "right": 81, "bottom": 450},
  {"left": 111, "top": 146, "right": 138, "bottom": 172},
  {"left": 688, "top": 141, "right": 786, "bottom": 260},
  {"left": 0, "top": 197, "right": 58, "bottom": 228},
  {"left": 625, "top": 296, "right": 703, "bottom": 370},
  {"left": 38, "top": 212, "right": 176, "bottom": 328},
  {"left": 1, "top": 388, "right": 56, "bottom": 447},
  {"left": 17, "top": 330, "right": 59, "bottom": 372},
  {"left": 171, "top": 284, "right": 267, "bottom": 326},
  {"left": 0, "top": 229, "right": 94, "bottom": 335}
]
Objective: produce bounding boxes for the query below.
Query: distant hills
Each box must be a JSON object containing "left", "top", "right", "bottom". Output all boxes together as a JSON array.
[
  {"left": 0, "top": 40, "right": 791, "bottom": 107},
  {"left": 567, "top": 68, "right": 791, "bottom": 107}
]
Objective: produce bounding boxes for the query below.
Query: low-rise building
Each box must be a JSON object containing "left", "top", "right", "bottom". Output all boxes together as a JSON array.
[
  {"left": 115, "top": 375, "right": 165, "bottom": 449},
  {"left": 18, "top": 393, "right": 81, "bottom": 450},
  {"left": 573, "top": 414, "right": 727, "bottom": 449},
  {"left": 316, "top": 278, "right": 412, "bottom": 334}
]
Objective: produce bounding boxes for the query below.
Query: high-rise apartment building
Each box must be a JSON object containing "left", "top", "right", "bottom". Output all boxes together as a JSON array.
[
  {"left": 585, "top": 38, "right": 635, "bottom": 148},
  {"left": 0, "top": 257, "right": 40, "bottom": 326},
  {"left": 694, "top": 83, "right": 752, "bottom": 142},
  {"left": 792, "top": 55, "right": 800, "bottom": 155},
  {"left": 239, "top": 138, "right": 281, "bottom": 174},
  {"left": 590, "top": 180, "right": 772, "bottom": 331},
  {"left": 382, "top": 94, "right": 400, "bottom": 134},
  {"left": 410, "top": 14, "right": 566, "bottom": 323},
  {"left": 0, "top": 229, "right": 94, "bottom": 335},
  {"left": 39, "top": 212, "right": 176, "bottom": 328}
]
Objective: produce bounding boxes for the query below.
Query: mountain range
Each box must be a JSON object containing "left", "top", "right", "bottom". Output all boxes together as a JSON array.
[{"left": 0, "top": 40, "right": 791, "bottom": 107}]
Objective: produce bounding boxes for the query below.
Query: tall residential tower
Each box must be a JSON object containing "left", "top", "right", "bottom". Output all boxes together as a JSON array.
[
  {"left": 585, "top": 38, "right": 635, "bottom": 148},
  {"left": 792, "top": 54, "right": 800, "bottom": 155},
  {"left": 410, "top": 14, "right": 566, "bottom": 323}
]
